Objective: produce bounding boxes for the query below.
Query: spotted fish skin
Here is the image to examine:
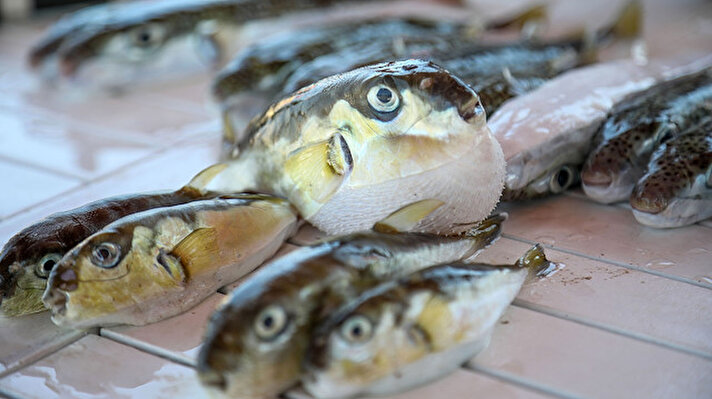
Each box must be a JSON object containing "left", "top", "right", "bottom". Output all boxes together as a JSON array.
[
  {"left": 631, "top": 118, "right": 712, "bottom": 228},
  {"left": 582, "top": 68, "right": 712, "bottom": 204}
]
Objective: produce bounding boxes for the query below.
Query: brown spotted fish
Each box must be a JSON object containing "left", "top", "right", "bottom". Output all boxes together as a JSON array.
[
  {"left": 301, "top": 245, "right": 552, "bottom": 399},
  {"left": 197, "top": 212, "right": 505, "bottom": 399},
  {"left": 582, "top": 67, "right": 712, "bottom": 204},
  {"left": 631, "top": 118, "right": 712, "bottom": 228},
  {"left": 42, "top": 194, "right": 298, "bottom": 329}
]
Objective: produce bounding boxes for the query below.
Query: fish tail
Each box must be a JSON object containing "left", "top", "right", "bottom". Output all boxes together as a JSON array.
[
  {"left": 463, "top": 212, "right": 507, "bottom": 243},
  {"left": 515, "top": 244, "right": 554, "bottom": 278},
  {"left": 487, "top": 4, "right": 548, "bottom": 31}
]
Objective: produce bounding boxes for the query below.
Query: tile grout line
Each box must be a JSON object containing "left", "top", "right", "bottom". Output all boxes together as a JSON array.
[
  {"left": 465, "top": 363, "right": 586, "bottom": 399},
  {"left": 0, "top": 330, "right": 87, "bottom": 379},
  {"left": 0, "top": 132, "right": 207, "bottom": 223},
  {"left": 0, "top": 154, "right": 88, "bottom": 183},
  {"left": 100, "top": 329, "right": 196, "bottom": 369},
  {"left": 512, "top": 299, "right": 712, "bottom": 361},
  {"left": 501, "top": 234, "right": 712, "bottom": 290}
]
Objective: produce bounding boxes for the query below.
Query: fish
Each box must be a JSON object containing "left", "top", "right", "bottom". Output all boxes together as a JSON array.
[
  {"left": 582, "top": 67, "right": 712, "bottom": 204},
  {"left": 197, "top": 211, "right": 506, "bottom": 399},
  {"left": 205, "top": 59, "right": 505, "bottom": 235},
  {"left": 27, "top": 0, "right": 389, "bottom": 90},
  {"left": 489, "top": 55, "right": 712, "bottom": 200},
  {"left": 41, "top": 194, "right": 299, "bottom": 329},
  {"left": 0, "top": 164, "right": 226, "bottom": 317},
  {"left": 275, "top": 0, "right": 641, "bottom": 115},
  {"left": 301, "top": 245, "right": 552, "bottom": 399},
  {"left": 630, "top": 118, "right": 712, "bottom": 228},
  {"left": 213, "top": 5, "right": 548, "bottom": 103}
]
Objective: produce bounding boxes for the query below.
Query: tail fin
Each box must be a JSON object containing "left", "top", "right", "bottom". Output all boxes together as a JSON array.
[
  {"left": 487, "top": 4, "right": 548, "bottom": 31},
  {"left": 462, "top": 212, "right": 507, "bottom": 245},
  {"left": 515, "top": 244, "right": 556, "bottom": 278}
]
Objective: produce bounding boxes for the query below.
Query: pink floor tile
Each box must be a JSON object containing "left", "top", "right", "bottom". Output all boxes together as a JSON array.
[
  {"left": 0, "top": 106, "right": 159, "bottom": 180},
  {"left": 0, "top": 312, "right": 84, "bottom": 377},
  {"left": 0, "top": 335, "right": 205, "bottom": 399},
  {"left": 471, "top": 306, "right": 712, "bottom": 399},
  {"left": 499, "top": 195, "right": 712, "bottom": 285},
  {"left": 101, "top": 294, "right": 226, "bottom": 365},
  {"left": 0, "top": 160, "right": 80, "bottom": 219},
  {"left": 0, "top": 136, "right": 221, "bottom": 246},
  {"left": 475, "top": 238, "right": 712, "bottom": 355}
]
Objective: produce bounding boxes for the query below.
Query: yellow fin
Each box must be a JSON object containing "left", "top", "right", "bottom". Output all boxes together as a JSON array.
[
  {"left": 186, "top": 163, "right": 229, "bottom": 191},
  {"left": 169, "top": 228, "right": 219, "bottom": 278},
  {"left": 285, "top": 136, "right": 350, "bottom": 203},
  {"left": 373, "top": 199, "right": 445, "bottom": 233}
]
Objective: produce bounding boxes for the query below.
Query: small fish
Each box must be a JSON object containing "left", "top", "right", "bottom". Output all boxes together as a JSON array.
[
  {"left": 582, "top": 67, "right": 712, "bottom": 204},
  {"left": 301, "top": 245, "right": 552, "bottom": 399},
  {"left": 197, "top": 212, "right": 505, "bottom": 399},
  {"left": 630, "top": 119, "right": 712, "bottom": 228},
  {"left": 206, "top": 59, "right": 505, "bottom": 235},
  {"left": 0, "top": 164, "right": 225, "bottom": 317},
  {"left": 490, "top": 55, "right": 712, "bottom": 200},
  {"left": 276, "top": 1, "right": 640, "bottom": 114},
  {"left": 42, "top": 194, "right": 299, "bottom": 329},
  {"left": 213, "top": 5, "right": 548, "bottom": 103},
  {"left": 28, "top": 0, "right": 385, "bottom": 90}
]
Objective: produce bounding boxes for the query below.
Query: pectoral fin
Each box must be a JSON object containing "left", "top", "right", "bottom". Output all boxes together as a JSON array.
[
  {"left": 169, "top": 228, "right": 219, "bottom": 278},
  {"left": 285, "top": 133, "right": 352, "bottom": 203},
  {"left": 156, "top": 250, "right": 187, "bottom": 286},
  {"left": 373, "top": 199, "right": 445, "bottom": 233}
]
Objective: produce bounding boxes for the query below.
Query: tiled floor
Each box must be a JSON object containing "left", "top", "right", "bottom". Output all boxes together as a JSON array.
[{"left": 1, "top": 0, "right": 711, "bottom": 398}]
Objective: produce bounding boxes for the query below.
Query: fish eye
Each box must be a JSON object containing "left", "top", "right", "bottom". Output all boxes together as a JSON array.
[
  {"left": 549, "top": 165, "right": 576, "bottom": 194},
  {"left": 35, "top": 253, "right": 62, "bottom": 278},
  {"left": 655, "top": 127, "right": 674, "bottom": 145},
  {"left": 367, "top": 85, "right": 400, "bottom": 114},
  {"left": 254, "top": 305, "right": 288, "bottom": 341},
  {"left": 340, "top": 315, "right": 373, "bottom": 344},
  {"left": 130, "top": 23, "right": 165, "bottom": 48},
  {"left": 91, "top": 243, "right": 121, "bottom": 269}
]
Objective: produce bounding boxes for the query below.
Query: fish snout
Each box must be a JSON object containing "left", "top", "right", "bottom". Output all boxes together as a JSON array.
[
  {"left": 42, "top": 285, "right": 69, "bottom": 316},
  {"left": 581, "top": 166, "right": 613, "bottom": 187},
  {"left": 630, "top": 184, "right": 669, "bottom": 214}
]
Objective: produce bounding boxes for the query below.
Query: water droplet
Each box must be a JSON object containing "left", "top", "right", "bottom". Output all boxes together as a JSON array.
[
  {"left": 644, "top": 259, "right": 676, "bottom": 270},
  {"left": 537, "top": 262, "right": 565, "bottom": 278},
  {"left": 696, "top": 276, "right": 712, "bottom": 285}
]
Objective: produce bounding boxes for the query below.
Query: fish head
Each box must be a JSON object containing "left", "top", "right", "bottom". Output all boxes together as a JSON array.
[
  {"left": 630, "top": 131, "right": 712, "bottom": 228},
  {"left": 0, "top": 216, "right": 92, "bottom": 316},
  {"left": 582, "top": 119, "right": 668, "bottom": 204},
  {"left": 43, "top": 224, "right": 184, "bottom": 328},
  {"left": 30, "top": 1, "right": 234, "bottom": 90},
  {"left": 238, "top": 59, "right": 504, "bottom": 234},
  {"left": 303, "top": 281, "right": 427, "bottom": 399},
  {"left": 197, "top": 250, "right": 347, "bottom": 399}
]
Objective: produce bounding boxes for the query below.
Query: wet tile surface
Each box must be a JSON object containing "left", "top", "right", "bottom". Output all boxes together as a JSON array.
[
  {"left": 0, "top": 335, "right": 206, "bottom": 399},
  {"left": 1, "top": 0, "right": 711, "bottom": 398}
]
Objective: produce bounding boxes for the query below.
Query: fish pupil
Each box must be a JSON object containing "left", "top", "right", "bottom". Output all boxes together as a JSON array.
[
  {"left": 556, "top": 169, "right": 570, "bottom": 188},
  {"left": 98, "top": 248, "right": 111, "bottom": 260},
  {"left": 138, "top": 31, "right": 151, "bottom": 44},
  {"left": 351, "top": 325, "right": 362, "bottom": 337},
  {"left": 263, "top": 315, "right": 274, "bottom": 329},
  {"left": 43, "top": 260, "right": 56, "bottom": 272},
  {"left": 376, "top": 88, "right": 392, "bottom": 104}
]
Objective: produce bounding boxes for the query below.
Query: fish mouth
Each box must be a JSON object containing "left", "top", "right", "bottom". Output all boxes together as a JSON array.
[
  {"left": 581, "top": 166, "right": 639, "bottom": 204},
  {"left": 458, "top": 96, "right": 484, "bottom": 124},
  {"left": 42, "top": 287, "right": 69, "bottom": 317},
  {"left": 631, "top": 197, "right": 712, "bottom": 228}
]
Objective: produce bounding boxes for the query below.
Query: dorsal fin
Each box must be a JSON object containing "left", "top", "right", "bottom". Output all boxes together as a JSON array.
[{"left": 185, "top": 163, "right": 229, "bottom": 191}]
